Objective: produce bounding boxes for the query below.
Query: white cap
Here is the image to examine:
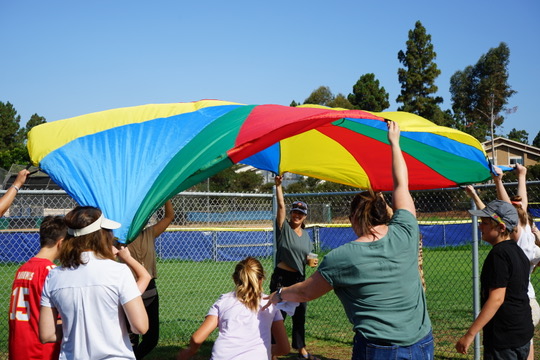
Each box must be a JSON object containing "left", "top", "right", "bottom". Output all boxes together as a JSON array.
[{"left": 67, "top": 214, "right": 121, "bottom": 237}]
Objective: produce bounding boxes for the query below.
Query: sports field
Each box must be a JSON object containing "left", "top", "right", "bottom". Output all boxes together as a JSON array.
[{"left": 3, "top": 245, "right": 539, "bottom": 360}]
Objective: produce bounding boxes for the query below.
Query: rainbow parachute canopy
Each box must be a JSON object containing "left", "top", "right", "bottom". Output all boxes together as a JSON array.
[{"left": 27, "top": 100, "right": 493, "bottom": 243}]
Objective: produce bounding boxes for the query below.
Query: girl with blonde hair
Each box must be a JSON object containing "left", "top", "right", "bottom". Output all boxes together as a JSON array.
[{"left": 177, "top": 257, "right": 289, "bottom": 360}]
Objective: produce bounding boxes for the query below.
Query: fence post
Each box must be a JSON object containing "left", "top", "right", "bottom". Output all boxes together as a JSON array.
[{"left": 470, "top": 200, "right": 481, "bottom": 360}]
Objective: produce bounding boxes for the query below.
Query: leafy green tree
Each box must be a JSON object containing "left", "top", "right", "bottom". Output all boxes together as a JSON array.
[
  {"left": 532, "top": 131, "right": 540, "bottom": 148},
  {"left": 327, "top": 94, "right": 354, "bottom": 109},
  {"left": 25, "top": 114, "right": 47, "bottom": 135},
  {"left": 507, "top": 128, "right": 529, "bottom": 144},
  {"left": 290, "top": 100, "right": 299, "bottom": 107},
  {"left": 528, "top": 164, "right": 540, "bottom": 181},
  {"left": 303, "top": 86, "right": 334, "bottom": 106},
  {"left": 449, "top": 42, "right": 516, "bottom": 141},
  {"left": 348, "top": 73, "right": 390, "bottom": 111},
  {"left": 396, "top": 21, "right": 443, "bottom": 122},
  {"left": 0, "top": 101, "right": 37, "bottom": 169},
  {"left": 0, "top": 101, "right": 22, "bottom": 151}
]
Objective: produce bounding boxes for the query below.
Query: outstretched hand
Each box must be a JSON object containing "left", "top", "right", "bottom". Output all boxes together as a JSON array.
[
  {"left": 491, "top": 165, "right": 503, "bottom": 180},
  {"left": 514, "top": 163, "right": 527, "bottom": 176},
  {"left": 274, "top": 175, "right": 283, "bottom": 186},
  {"left": 113, "top": 245, "right": 132, "bottom": 261},
  {"left": 387, "top": 120, "right": 401, "bottom": 145},
  {"left": 261, "top": 292, "right": 278, "bottom": 312},
  {"left": 13, "top": 169, "right": 30, "bottom": 188},
  {"left": 463, "top": 185, "right": 477, "bottom": 198}
]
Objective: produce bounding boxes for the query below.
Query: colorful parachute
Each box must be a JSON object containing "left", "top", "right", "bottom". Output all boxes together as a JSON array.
[
  {"left": 27, "top": 100, "right": 381, "bottom": 242},
  {"left": 27, "top": 100, "right": 493, "bottom": 243},
  {"left": 242, "top": 106, "right": 493, "bottom": 191}
]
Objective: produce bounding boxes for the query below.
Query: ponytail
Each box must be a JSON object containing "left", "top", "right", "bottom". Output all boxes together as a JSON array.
[
  {"left": 233, "top": 257, "right": 265, "bottom": 312},
  {"left": 349, "top": 190, "right": 392, "bottom": 238}
]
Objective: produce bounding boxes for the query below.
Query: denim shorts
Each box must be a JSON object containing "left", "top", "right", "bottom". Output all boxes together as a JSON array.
[{"left": 352, "top": 329, "right": 434, "bottom": 360}]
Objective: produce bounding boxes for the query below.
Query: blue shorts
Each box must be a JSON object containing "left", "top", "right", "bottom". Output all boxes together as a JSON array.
[{"left": 352, "top": 329, "right": 434, "bottom": 360}]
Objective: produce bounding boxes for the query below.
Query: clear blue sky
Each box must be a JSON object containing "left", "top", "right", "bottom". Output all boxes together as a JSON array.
[{"left": 1, "top": 0, "right": 539, "bottom": 142}]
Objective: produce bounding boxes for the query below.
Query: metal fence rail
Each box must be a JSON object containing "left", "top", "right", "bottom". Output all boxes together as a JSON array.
[{"left": 1, "top": 181, "right": 540, "bottom": 359}]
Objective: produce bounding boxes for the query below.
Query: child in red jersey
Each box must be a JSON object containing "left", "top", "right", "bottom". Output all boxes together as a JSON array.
[{"left": 8, "top": 216, "right": 66, "bottom": 360}]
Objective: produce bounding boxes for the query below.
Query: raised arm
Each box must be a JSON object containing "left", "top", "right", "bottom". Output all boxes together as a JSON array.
[
  {"left": 492, "top": 166, "right": 511, "bottom": 204},
  {"left": 464, "top": 185, "right": 486, "bottom": 210},
  {"left": 515, "top": 164, "right": 528, "bottom": 212},
  {"left": 0, "top": 169, "right": 29, "bottom": 216},
  {"left": 152, "top": 200, "right": 175, "bottom": 238},
  {"left": 388, "top": 121, "right": 415, "bottom": 216},
  {"left": 115, "top": 246, "right": 152, "bottom": 293},
  {"left": 275, "top": 175, "right": 286, "bottom": 229}
]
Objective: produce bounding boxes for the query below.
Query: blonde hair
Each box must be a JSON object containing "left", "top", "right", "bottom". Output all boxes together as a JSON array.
[{"left": 233, "top": 257, "right": 265, "bottom": 312}]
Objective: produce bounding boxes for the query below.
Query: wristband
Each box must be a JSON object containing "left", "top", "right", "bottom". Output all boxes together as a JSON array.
[
  {"left": 10, "top": 185, "right": 20, "bottom": 192},
  {"left": 276, "top": 287, "right": 284, "bottom": 303}
]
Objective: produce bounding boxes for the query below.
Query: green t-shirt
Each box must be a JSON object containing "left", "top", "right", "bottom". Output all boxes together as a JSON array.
[
  {"left": 318, "top": 209, "right": 431, "bottom": 346},
  {"left": 275, "top": 220, "right": 313, "bottom": 276}
]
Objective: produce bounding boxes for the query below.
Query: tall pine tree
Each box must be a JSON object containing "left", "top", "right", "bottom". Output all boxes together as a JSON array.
[
  {"left": 397, "top": 21, "right": 444, "bottom": 123},
  {"left": 348, "top": 73, "right": 390, "bottom": 111},
  {"left": 450, "top": 42, "right": 515, "bottom": 142}
]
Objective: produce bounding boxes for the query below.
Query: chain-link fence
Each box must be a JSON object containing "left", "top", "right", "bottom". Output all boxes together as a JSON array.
[{"left": 2, "top": 182, "right": 540, "bottom": 359}]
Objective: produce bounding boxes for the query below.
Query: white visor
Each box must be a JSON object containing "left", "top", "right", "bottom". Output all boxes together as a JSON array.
[{"left": 67, "top": 214, "right": 121, "bottom": 237}]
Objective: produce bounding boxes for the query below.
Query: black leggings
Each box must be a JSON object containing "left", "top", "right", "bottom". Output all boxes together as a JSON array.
[
  {"left": 270, "top": 267, "right": 306, "bottom": 350},
  {"left": 130, "top": 279, "right": 159, "bottom": 359}
]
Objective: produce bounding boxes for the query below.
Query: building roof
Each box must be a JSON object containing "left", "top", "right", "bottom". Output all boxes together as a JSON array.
[{"left": 482, "top": 137, "right": 540, "bottom": 157}]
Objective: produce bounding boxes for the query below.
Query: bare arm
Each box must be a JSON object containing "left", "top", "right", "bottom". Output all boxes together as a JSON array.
[
  {"left": 275, "top": 175, "right": 286, "bottom": 229},
  {"left": 492, "top": 166, "right": 511, "bottom": 204},
  {"left": 387, "top": 121, "right": 415, "bottom": 216},
  {"left": 39, "top": 306, "right": 61, "bottom": 343},
  {"left": 515, "top": 164, "right": 528, "bottom": 212},
  {"left": 152, "top": 200, "right": 175, "bottom": 238},
  {"left": 455, "top": 287, "right": 506, "bottom": 354},
  {"left": 464, "top": 185, "right": 485, "bottom": 210},
  {"left": 176, "top": 315, "right": 218, "bottom": 360},
  {"left": 262, "top": 271, "right": 333, "bottom": 309},
  {"left": 123, "top": 296, "right": 148, "bottom": 334},
  {"left": 115, "top": 246, "right": 152, "bottom": 293},
  {"left": 0, "top": 169, "right": 29, "bottom": 216},
  {"left": 271, "top": 320, "right": 290, "bottom": 356}
]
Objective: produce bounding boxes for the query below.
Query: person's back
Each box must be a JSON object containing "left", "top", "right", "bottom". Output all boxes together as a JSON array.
[
  {"left": 320, "top": 208, "right": 430, "bottom": 345},
  {"left": 9, "top": 258, "right": 60, "bottom": 360},
  {"left": 43, "top": 252, "right": 140, "bottom": 359},
  {"left": 177, "top": 257, "right": 289, "bottom": 360},
  {"left": 210, "top": 291, "right": 282, "bottom": 359},
  {"left": 8, "top": 215, "right": 65, "bottom": 360}
]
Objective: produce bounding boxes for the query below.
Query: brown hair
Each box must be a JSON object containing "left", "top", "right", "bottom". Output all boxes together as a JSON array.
[
  {"left": 510, "top": 195, "right": 528, "bottom": 226},
  {"left": 232, "top": 257, "right": 265, "bottom": 312},
  {"left": 349, "top": 190, "right": 392, "bottom": 238},
  {"left": 39, "top": 215, "right": 67, "bottom": 248},
  {"left": 60, "top": 206, "right": 115, "bottom": 268}
]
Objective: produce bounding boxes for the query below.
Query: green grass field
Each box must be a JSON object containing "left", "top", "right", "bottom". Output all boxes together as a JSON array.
[{"left": 2, "top": 246, "right": 539, "bottom": 359}]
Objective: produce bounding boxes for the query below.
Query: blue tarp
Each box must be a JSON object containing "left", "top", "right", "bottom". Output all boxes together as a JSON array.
[{"left": 2, "top": 221, "right": 538, "bottom": 263}]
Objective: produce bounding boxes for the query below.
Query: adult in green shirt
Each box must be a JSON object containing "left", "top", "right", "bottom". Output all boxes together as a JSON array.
[
  {"left": 269, "top": 174, "right": 319, "bottom": 360},
  {"left": 263, "top": 121, "right": 433, "bottom": 359}
]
